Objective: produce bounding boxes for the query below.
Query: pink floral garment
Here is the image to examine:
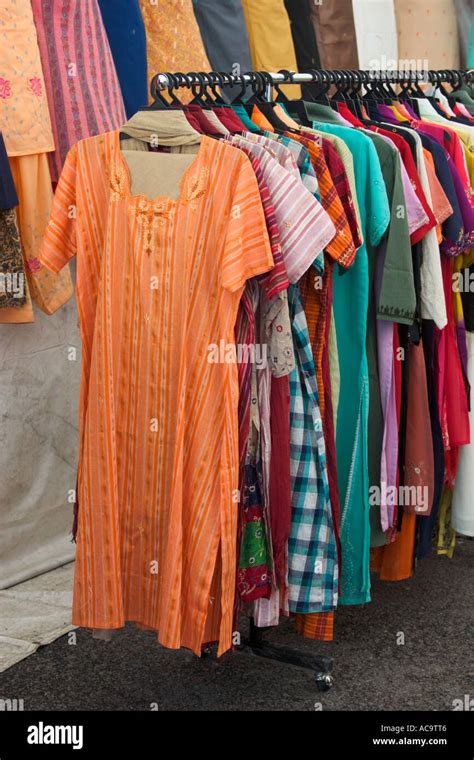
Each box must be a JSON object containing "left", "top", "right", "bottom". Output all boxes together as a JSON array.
[{"left": 0, "top": 0, "right": 54, "bottom": 156}]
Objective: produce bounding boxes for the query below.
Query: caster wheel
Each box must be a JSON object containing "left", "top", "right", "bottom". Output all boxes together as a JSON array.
[{"left": 315, "top": 672, "right": 333, "bottom": 692}]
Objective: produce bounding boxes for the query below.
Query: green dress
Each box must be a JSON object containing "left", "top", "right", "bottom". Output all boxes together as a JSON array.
[{"left": 311, "top": 120, "right": 390, "bottom": 605}]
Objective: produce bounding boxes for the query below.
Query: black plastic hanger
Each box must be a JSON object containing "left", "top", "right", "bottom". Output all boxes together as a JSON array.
[
  {"left": 274, "top": 69, "right": 292, "bottom": 103},
  {"left": 330, "top": 70, "right": 349, "bottom": 103},
  {"left": 228, "top": 74, "right": 249, "bottom": 105},
  {"left": 281, "top": 70, "right": 313, "bottom": 126},
  {"left": 210, "top": 72, "right": 233, "bottom": 105},
  {"left": 312, "top": 69, "right": 332, "bottom": 105},
  {"left": 139, "top": 73, "right": 171, "bottom": 111},
  {"left": 252, "top": 71, "right": 300, "bottom": 132},
  {"left": 245, "top": 71, "right": 267, "bottom": 105},
  {"left": 163, "top": 72, "right": 184, "bottom": 107},
  {"left": 188, "top": 72, "right": 211, "bottom": 107},
  {"left": 392, "top": 71, "right": 419, "bottom": 116},
  {"left": 344, "top": 70, "right": 365, "bottom": 119}
]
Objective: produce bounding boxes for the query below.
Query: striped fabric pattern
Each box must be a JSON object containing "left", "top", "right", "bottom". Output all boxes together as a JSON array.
[
  {"left": 288, "top": 285, "right": 338, "bottom": 613},
  {"left": 293, "top": 610, "right": 334, "bottom": 640},
  {"left": 241, "top": 131, "right": 300, "bottom": 180},
  {"left": 39, "top": 132, "right": 274, "bottom": 656},
  {"left": 322, "top": 138, "right": 363, "bottom": 251},
  {"left": 31, "top": 0, "right": 126, "bottom": 183},
  {"left": 264, "top": 131, "right": 319, "bottom": 196},
  {"left": 286, "top": 132, "right": 356, "bottom": 268},
  {"left": 227, "top": 134, "right": 336, "bottom": 282}
]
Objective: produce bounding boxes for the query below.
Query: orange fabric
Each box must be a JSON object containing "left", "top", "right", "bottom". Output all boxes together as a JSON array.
[
  {"left": 378, "top": 514, "right": 416, "bottom": 581},
  {"left": 284, "top": 132, "right": 356, "bottom": 268},
  {"left": 0, "top": 152, "right": 72, "bottom": 323},
  {"left": 250, "top": 106, "right": 274, "bottom": 132},
  {"left": 138, "top": 0, "right": 209, "bottom": 105},
  {"left": 370, "top": 547, "right": 384, "bottom": 573},
  {"left": 273, "top": 104, "right": 300, "bottom": 129},
  {"left": 371, "top": 341, "right": 430, "bottom": 581},
  {"left": 293, "top": 611, "right": 334, "bottom": 641},
  {"left": 39, "top": 132, "right": 274, "bottom": 656}
]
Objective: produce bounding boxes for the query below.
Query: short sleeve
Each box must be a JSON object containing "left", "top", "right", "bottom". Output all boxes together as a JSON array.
[
  {"left": 221, "top": 153, "right": 274, "bottom": 293},
  {"left": 39, "top": 144, "right": 77, "bottom": 273},
  {"left": 377, "top": 152, "right": 416, "bottom": 325},
  {"left": 366, "top": 140, "right": 390, "bottom": 248}
]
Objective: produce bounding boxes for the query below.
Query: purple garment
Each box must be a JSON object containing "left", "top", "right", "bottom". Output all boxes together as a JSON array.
[
  {"left": 401, "top": 100, "right": 419, "bottom": 120},
  {"left": 445, "top": 155, "right": 474, "bottom": 249},
  {"left": 374, "top": 103, "right": 401, "bottom": 125},
  {"left": 374, "top": 239, "right": 398, "bottom": 530}
]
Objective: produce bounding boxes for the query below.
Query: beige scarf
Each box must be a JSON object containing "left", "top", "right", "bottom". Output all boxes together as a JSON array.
[{"left": 120, "top": 109, "right": 202, "bottom": 147}]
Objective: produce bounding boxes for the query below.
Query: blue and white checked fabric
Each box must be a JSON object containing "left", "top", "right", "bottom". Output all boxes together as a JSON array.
[{"left": 287, "top": 284, "right": 338, "bottom": 613}]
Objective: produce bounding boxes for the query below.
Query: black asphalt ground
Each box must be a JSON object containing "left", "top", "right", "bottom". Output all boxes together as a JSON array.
[{"left": 1, "top": 538, "right": 473, "bottom": 711}]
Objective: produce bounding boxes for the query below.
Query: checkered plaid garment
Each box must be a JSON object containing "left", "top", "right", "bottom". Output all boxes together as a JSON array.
[{"left": 288, "top": 284, "right": 338, "bottom": 613}]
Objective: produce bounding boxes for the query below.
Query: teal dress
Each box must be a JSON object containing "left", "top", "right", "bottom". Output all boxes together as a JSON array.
[{"left": 312, "top": 121, "right": 390, "bottom": 605}]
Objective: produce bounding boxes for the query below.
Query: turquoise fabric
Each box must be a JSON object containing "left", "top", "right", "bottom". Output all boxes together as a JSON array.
[
  {"left": 312, "top": 120, "right": 390, "bottom": 606},
  {"left": 230, "top": 105, "right": 261, "bottom": 133},
  {"left": 469, "top": 16, "right": 474, "bottom": 68}
]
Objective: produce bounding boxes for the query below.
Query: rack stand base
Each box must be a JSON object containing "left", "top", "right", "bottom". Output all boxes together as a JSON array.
[{"left": 238, "top": 618, "right": 334, "bottom": 691}]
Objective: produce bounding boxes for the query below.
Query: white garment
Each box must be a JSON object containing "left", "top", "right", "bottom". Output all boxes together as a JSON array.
[
  {"left": 425, "top": 87, "right": 457, "bottom": 117},
  {"left": 352, "top": 0, "right": 398, "bottom": 70},
  {"left": 452, "top": 331, "right": 474, "bottom": 537}
]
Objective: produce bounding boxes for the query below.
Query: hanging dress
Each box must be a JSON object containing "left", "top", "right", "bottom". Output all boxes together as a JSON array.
[
  {"left": 31, "top": 0, "right": 126, "bottom": 184},
  {"left": 0, "top": 0, "right": 73, "bottom": 322},
  {"left": 39, "top": 131, "right": 274, "bottom": 656},
  {"left": 139, "top": 0, "right": 210, "bottom": 104},
  {"left": 98, "top": 0, "right": 148, "bottom": 118}
]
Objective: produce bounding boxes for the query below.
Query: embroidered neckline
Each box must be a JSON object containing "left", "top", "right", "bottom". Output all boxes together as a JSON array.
[{"left": 110, "top": 131, "right": 210, "bottom": 209}]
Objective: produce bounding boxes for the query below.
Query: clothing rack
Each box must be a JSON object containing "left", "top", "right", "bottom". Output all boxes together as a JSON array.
[
  {"left": 147, "top": 66, "right": 471, "bottom": 691},
  {"left": 152, "top": 68, "right": 472, "bottom": 103}
]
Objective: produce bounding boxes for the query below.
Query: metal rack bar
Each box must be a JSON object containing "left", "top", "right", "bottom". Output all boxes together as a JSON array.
[
  {"left": 153, "top": 69, "right": 472, "bottom": 89},
  {"left": 152, "top": 69, "right": 472, "bottom": 103}
]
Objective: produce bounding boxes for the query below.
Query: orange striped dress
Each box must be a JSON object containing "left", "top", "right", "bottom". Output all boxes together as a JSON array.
[{"left": 39, "top": 132, "right": 273, "bottom": 656}]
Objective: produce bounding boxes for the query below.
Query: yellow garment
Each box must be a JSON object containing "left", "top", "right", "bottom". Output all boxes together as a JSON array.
[
  {"left": 436, "top": 486, "right": 456, "bottom": 558},
  {"left": 139, "top": 0, "right": 210, "bottom": 105},
  {"left": 0, "top": 153, "right": 73, "bottom": 323},
  {"left": 394, "top": 0, "right": 460, "bottom": 70},
  {"left": 241, "top": 0, "right": 300, "bottom": 98},
  {"left": 391, "top": 102, "right": 412, "bottom": 120},
  {"left": 388, "top": 104, "right": 410, "bottom": 122}
]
